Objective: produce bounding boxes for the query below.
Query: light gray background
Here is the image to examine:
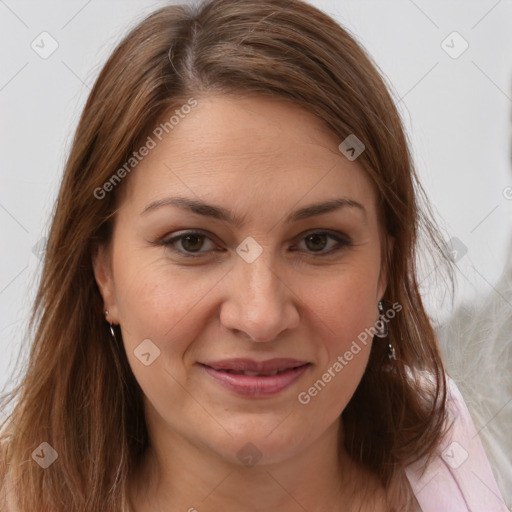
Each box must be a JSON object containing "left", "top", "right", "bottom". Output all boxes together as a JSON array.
[{"left": 1, "top": 0, "right": 511, "bottom": 427}]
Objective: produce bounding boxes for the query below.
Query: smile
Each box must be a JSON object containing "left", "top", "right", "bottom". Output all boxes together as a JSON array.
[{"left": 199, "top": 358, "right": 312, "bottom": 398}]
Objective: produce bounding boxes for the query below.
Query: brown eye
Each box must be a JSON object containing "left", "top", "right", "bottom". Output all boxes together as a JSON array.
[
  {"left": 180, "top": 234, "right": 205, "bottom": 252},
  {"left": 296, "top": 231, "right": 351, "bottom": 256},
  {"left": 304, "top": 233, "right": 328, "bottom": 252},
  {"left": 160, "top": 231, "right": 218, "bottom": 257}
]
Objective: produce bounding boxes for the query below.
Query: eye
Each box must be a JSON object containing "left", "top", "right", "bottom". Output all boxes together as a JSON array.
[
  {"left": 160, "top": 230, "right": 218, "bottom": 257},
  {"left": 293, "top": 231, "right": 352, "bottom": 256},
  {"left": 158, "top": 229, "right": 351, "bottom": 258}
]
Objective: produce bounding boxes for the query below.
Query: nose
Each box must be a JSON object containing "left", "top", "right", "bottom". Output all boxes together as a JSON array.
[{"left": 219, "top": 251, "right": 300, "bottom": 342}]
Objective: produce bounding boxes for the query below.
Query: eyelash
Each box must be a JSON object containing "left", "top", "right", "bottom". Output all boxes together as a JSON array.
[{"left": 158, "top": 230, "right": 352, "bottom": 259}]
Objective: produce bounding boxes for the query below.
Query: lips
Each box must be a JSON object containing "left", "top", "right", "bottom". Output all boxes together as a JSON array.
[{"left": 199, "top": 358, "right": 311, "bottom": 397}]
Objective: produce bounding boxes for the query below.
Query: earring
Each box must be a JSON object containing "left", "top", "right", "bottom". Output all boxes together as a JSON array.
[
  {"left": 375, "top": 301, "right": 396, "bottom": 361},
  {"left": 375, "top": 301, "right": 388, "bottom": 338},
  {"left": 108, "top": 322, "right": 118, "bottom": 343},
  {"left": 104, "top": 310, "right": 118, "bottom": 342}
]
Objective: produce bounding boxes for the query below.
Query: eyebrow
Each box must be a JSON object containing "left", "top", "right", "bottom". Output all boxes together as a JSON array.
[{"left": 140, "top": 196, "right": 366, "bottom": 227}]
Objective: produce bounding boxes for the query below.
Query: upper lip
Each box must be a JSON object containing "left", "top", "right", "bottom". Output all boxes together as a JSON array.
[{"left": 200, "top": 358, "right": 310, "bottom": 372}]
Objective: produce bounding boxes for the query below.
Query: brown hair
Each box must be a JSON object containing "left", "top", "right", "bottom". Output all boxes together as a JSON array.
[{"left": 0, "top": 0, "right": 451, "bottom": 510}]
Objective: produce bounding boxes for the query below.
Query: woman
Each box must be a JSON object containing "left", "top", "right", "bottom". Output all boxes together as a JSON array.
[{"left": 0, "top": 0, "right": 506, "bottom": 510}]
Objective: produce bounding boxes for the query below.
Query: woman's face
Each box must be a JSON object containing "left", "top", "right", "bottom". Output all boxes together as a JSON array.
[{"left": 94, "top": 94, "right": 387, "bottom": 467}]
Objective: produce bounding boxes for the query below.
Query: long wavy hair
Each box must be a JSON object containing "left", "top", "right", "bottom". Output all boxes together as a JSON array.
[{"left": 0, "top": 0, "right": 452, "bottom": 510}]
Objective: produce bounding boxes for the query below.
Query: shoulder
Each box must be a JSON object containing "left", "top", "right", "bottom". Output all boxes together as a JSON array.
[{"left": 405, "top": 374, "right": 508, "bottom": 512}]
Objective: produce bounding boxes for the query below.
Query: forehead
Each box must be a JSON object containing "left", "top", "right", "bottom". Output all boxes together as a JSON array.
[{"left": 118, "top": 94, "right": 377, "bottom": 218}]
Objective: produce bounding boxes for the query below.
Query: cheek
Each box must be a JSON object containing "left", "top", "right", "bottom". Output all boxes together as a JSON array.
[
  {"left": 110, "top": 244, "right": 222, "bottom": 364},
  {"left": 307, "top": 262, "right": 380, "bottom": 347},
  {"left": 111, "top": 256, "right": 222, "bottom": 413},
  {"left": 295, "top": 265, "right": 379, "bottom": 415}
]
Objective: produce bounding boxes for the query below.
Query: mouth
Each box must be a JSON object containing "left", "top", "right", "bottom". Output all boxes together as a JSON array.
[{"left": 198, "top": 358, "right": 312, "bottom": 397}]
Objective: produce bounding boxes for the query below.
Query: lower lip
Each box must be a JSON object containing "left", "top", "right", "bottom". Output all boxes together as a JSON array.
[{"left": 200, "top": 364, "right": 311, "bottom": 398}]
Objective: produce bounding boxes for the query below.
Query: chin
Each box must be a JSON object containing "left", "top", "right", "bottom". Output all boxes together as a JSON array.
[{"left": 205, "top": 419, "right": 313, "bottom": 467}]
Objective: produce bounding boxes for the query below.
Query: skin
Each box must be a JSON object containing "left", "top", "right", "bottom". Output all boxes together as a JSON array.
[{"left": 93, "top": 94, "right": 390, "bottom": 511}]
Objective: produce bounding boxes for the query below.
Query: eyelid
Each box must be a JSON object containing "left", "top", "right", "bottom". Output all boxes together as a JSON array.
[
  {"left": 158, "top": 229, "right": 352, "bottom": 257},
  {"left": 292, "top": 230, "right": 352, "bottom": 256},
  {"left": 159, "top": 229, "right": 220, "bottom": 257}
]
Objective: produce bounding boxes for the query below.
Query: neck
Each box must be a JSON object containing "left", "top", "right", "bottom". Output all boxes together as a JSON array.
[{"left": 128, "top": 419, "right": 383, "bottom": 512}]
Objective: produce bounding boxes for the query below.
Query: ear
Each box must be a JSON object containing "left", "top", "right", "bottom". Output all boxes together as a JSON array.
[
  {"left": 377, "top": 235, "right": 394, "bottom": 301},
  {"left": 92, "top": 243, "right": 119, "bottom": 324}
]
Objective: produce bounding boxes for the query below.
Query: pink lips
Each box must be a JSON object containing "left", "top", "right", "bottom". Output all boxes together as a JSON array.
[{"left": 199, "top": 358, "right": 311, "bottom": 398}]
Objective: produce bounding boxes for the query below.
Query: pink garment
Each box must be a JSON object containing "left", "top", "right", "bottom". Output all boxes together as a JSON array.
[{"left": 405, "top": 376, "right": 508, "bottom": 511}]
